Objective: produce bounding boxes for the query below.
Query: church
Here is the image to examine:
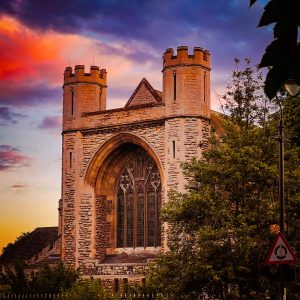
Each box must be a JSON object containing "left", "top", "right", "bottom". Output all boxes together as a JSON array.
[
  {"left": 1, "top": 46, "right": 217, "bottom": 290},
  {"left": 60, "top": 45, "right": 212, "bottom": 287}
]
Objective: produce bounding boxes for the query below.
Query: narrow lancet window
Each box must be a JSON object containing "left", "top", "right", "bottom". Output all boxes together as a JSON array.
[
  {"left": 69, "top": 152, "right": 72, "bottom": 168},
  {"left": 173, "top": 72, "right": 176, "bottom": 101},
  {"left": 71, "top": 88, "right": 74, "bottom": 115},
  {"left": 99, "top": 90, "right": 102, "bottom": 111},
  {"left": 204, "top": 73, "right": 206, "bottom": 103},
  {"left": 172, "top": 141, "right": 176, "bottom": 158}
]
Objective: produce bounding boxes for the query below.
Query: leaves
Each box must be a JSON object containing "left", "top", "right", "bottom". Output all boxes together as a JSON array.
[
  {"left": 1, "top": 262, "right": 79, "bottom": 294},
  {"left": 253, "top": 0, "right": 300, "bottom": 99},
  {"left": 264, "top": 64, "right": 290, "bottom": 100}
]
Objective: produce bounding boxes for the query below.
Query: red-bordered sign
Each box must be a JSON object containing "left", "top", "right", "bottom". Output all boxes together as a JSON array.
[{"left": 266, "top": 232, "right": 298, "bottom": 265}]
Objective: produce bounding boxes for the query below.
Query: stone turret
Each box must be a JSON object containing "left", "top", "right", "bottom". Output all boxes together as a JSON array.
[
  {"left": 162, "top": 46, "right": 210, "bottom": 118},
  {"left": 163, "top": 46, "right": 211, "bottom": 194},
  {"left": 62, "top": 65, "right": 107, "bottom": 129}
]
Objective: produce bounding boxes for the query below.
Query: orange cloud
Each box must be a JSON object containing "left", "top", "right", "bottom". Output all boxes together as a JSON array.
[
  {"left": 0, "top": 16, "right": 69, "bottom": 83},
  {"left": 0, "top": 15, "right": 161, "bottom": 108}
]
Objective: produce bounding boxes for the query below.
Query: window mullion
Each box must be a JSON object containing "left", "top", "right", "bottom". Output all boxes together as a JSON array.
[
  {"left": 154, "top": 190, "right": 157, "bottom": 247},
  {"left": 124, "top": 191, "right": 127, "bottom": 248}
]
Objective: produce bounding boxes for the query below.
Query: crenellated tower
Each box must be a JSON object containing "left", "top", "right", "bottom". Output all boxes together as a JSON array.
[
  {"left": 61, "top": 65, "right": 107, "bottom": 266},
  {"left": 63, "top": 65, "right": 107, "bottom": 130},
  {"left": 163, "top": 46, "right": 210, "bottom": 117},
  {"left": 162, "top": 46, "right": 211, "bottom": 194}
]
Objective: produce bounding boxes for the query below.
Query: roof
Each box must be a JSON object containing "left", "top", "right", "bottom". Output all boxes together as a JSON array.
[
  {"left": 0, "top": 227, "right": 59, "bottom": 264},
  {"left": 211, "top": 110, "right": 227, "bottom": 136},
  {"left": 125, "top": 78, "right": 162, "bottom": 107}
]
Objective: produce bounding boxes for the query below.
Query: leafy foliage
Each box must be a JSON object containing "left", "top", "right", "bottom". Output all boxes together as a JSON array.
[
  {"left": 250, "top": 0, "right": 300, "bottom": 99},
  {"left": 1, "top": 261, "right": 79, "bottom": 294},
  {"left": 1, "top": 232, "right": 30, "bottom": 255},
  {"left": 147, "top": 60, "right": 300, "bottom": 299},
  {"left": 65, "top": 280, "right": 118, "bottom": 300}
]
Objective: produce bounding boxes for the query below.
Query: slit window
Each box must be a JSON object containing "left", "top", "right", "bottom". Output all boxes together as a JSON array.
[
  {"left": 99, "top": 90, "right": 102, "bottom": 110},
  {"left": 172, "top": 141, "right": 176, "bottom": 158},
  {"left": 173, "top": 72, "right": 176, "bottom": 101},
  {"left": 69, "top": 152, "right": 72, "bottom": 169},
  {"left": 71, "top": 88, "right": 74, "bottom": 115},
  {"left": 123, "top": 278, "right": 129, "bottom": 292},
  {"left": 114, "top": 278, "right": 119, "bottom": 293},
  {"left": 204, "top": 73, "right": 206, "bottom": 103}
]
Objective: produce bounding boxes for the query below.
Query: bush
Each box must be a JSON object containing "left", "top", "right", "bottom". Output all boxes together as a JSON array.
[{"left": 66, "top": 280, "right": 118, "bottom": 300}]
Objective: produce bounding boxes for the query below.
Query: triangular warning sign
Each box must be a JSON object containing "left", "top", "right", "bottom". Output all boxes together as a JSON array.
[{"left": 266, "top": 232, "right": 298, "bottom": 265}]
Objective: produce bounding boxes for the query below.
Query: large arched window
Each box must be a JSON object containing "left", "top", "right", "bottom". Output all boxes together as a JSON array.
[{"left": 116, "top": 150, "right": 161, "bottom": 248}]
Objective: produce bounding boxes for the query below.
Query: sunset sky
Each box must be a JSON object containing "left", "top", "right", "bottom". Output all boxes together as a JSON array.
[{"left": 0, "top": 0, "right": 271, "bottom": 252}]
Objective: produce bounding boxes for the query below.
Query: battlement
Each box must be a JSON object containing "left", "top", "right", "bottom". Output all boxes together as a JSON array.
[
  {"left": 163, "top": 46, "right": 210, "bottom": 70},
  {"left": 64, "top": 65, "right": 107, "bottom": 85}
]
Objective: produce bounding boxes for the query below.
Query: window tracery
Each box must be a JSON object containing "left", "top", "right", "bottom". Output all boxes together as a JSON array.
[{"left": 116, "top": 151, "right": 161, "bottom": 248}]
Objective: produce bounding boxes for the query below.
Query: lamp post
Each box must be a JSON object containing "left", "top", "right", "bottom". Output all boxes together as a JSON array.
[
  {"left": 277, "top": 100, "right": 285, "bottom": 300},
  {"left": 278, "top": 80, "right": 300, "bottom": 300}
]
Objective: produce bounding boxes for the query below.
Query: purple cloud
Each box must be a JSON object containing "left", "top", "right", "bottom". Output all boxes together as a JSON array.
[
  {"left": 0, "top": 82, "right": 60, "bottom": 106},
  {"left": 38, "top": 115, "right": 61, "bottom": 130},
  {"left": 0, "top": 1, "right": 268, "bottom": 48},
  {"left": 0, "top": 0, "right": 271, "bottom": 76},
  {"left": 0, "top": 145, "right": 30, "bottom": 171},
  {"left": 0, "top": 106, "right": 26, "bottom": 125}
]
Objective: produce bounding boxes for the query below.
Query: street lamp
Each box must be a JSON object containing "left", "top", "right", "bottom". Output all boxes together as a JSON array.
[
  {"left": 278, "top": 80, "right": 300, "bottom": 300},
  {"left": 285, "top": 79, "right": 300, "bottom": 97}
]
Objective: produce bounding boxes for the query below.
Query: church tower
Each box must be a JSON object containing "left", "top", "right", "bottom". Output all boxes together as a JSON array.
[
  {"left": 163, "top": 46, "right": 211, "bottom": 193},
  {"left": 63, "top": 65, "right": 107, "bottom": 128},
  {"left": 61, "top": 65, "right": 107, "bottom": 265}
]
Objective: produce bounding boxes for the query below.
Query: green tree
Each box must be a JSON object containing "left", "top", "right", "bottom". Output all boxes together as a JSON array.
[
  {"left": 30, "top": 262, "right": 79, "bottom": 293},
  {"left": 1, "top": 261, "right": 29, "bottom": 293},
  {"left": 66, "top": 280, "right": 118, "bottom": 300},
  {"left": 1, "top": 261, "right": 79, "bottom": 294},
  {"left": 147, "top": 59, "right": 300, "bottom": 299}
]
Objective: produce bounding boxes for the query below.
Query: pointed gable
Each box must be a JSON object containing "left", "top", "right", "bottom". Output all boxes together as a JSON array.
[{"left": 125, "top": 78, "right": 162, "bottom": 108}]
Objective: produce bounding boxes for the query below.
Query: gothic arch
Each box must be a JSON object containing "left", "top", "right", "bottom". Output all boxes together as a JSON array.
[
  {"left": 84, "top": 133, "right": 163, "bottom": 255},
  {"left": 84, "top": 132, "right": 164, "bottom": 191}
]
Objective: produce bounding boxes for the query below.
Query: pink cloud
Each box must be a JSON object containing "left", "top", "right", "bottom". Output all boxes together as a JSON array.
[
  {"left": 0, "top": 145, "right": 30, "bottom": 171},
  {"left": 38, "top": 115, "right": 62, "bottom": 129},
  {"left": 0, "top": 15, "right": 159, "bottom": 109}
]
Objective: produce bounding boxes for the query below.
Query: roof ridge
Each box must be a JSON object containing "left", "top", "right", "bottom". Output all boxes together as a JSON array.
[{"left": 124, "top": 78, "right": 162, "bottom": 108}]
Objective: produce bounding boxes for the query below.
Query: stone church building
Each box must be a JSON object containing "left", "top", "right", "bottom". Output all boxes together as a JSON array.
[
  {"left": 0, "top": 46, "right": 216, "bottom": 290},
  {"left": 60, "top": 46, "right": 212, "bottom": 286}
]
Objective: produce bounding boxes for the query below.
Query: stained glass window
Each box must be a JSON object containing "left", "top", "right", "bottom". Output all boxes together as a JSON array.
[{"left": 116, "top": 151, "right": 161, "bottom": 248}]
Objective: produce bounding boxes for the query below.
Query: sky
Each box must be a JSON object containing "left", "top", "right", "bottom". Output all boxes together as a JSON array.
[{"left": 0, "top": 0, "right": 271, "bottom": 253}]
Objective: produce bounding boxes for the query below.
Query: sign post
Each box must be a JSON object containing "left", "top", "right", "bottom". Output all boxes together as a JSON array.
[{"left": 266, "top": 232, "right": 297, "bottom": 266}]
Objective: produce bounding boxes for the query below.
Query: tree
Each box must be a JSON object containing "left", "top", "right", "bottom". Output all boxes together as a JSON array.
[
  {"left": 250, "top": 0, "right": 300, "bottom": 99},
  {"left": 66, "top": 280, "right": 118, "bottom": 300},
  {"left": 1, "top": 261, "right": 79, "bottom": 294},
  {"left": 147, "top": 59, "right": 300, "bottom": 299}
]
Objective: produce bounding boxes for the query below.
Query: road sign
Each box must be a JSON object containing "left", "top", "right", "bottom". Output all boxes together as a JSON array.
[{"left": 266, "top": 232, "right": 298, "bottom": 265}]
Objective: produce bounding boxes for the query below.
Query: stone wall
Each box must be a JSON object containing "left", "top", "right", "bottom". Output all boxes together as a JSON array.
[
  {"left": 63, "top": 103, "right": 165, "bottom": 132},
  {"left": 62, "top": 119, "right": 166, "bottom": 268}
]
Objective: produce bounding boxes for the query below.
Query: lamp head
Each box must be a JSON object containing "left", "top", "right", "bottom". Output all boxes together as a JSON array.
[{"left": 285, "top": 78, "right": 300, "bottom": 96}]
